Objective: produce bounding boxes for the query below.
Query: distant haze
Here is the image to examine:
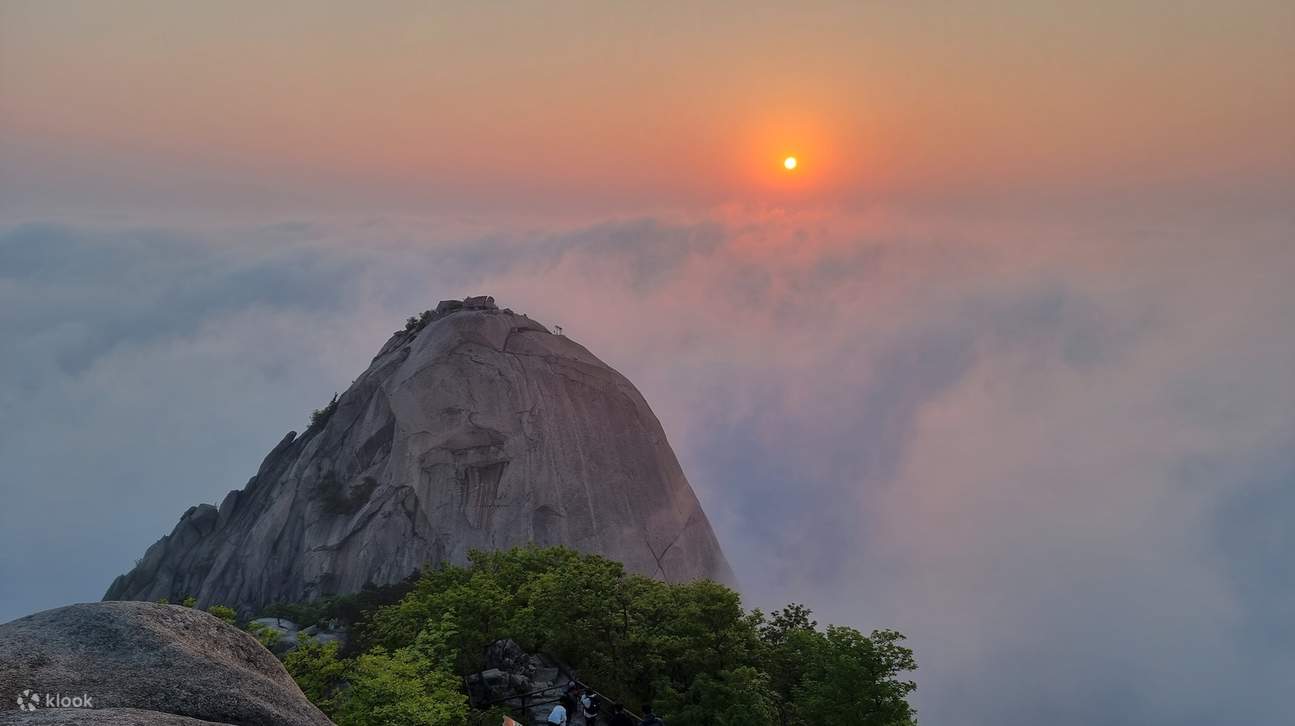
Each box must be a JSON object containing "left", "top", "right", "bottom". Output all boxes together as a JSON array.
[{"left": 2, "top": 3, "right": 1293, "bottom": 726}]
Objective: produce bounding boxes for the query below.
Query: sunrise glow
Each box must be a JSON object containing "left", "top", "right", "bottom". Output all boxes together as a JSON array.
[{"left": 4, "top": 5, "right": 1293, "bottom": 724}]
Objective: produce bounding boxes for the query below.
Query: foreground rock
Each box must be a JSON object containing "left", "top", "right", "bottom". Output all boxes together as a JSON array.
[
  {"left": 2, "top": 709, "right": 234, "bottom": 725},
  {"left": 105, "top": 296, "right": 735, "bottom": 615},
  {"left": 0, "top": 602, "right": 332, "bottom": 726}
]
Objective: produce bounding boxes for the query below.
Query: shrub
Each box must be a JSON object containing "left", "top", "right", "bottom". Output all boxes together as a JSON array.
[
  {"left": 284, "top": 638, "right": 467, "bottom": 726},
  {"left": 285, "top": 640, "right": 348, "bottom": 712},
  {"left": 334, "top": 646, "right": 467, "bottom": 726},
  {"left": 309, "top": 394, "right": 339, "bottom": 429},
  {"left": 281, "top": 546, "right": 917, "bottom": 726},
  {"left": 261, "top": 574, "right": 420, "bottom": 635},
  {"left": 207, "top": 605, "right": 237, "bottom": 624},
  {"left": 246, "top": 621, "right": 282, "bottom": 650},
  {"left": 403, "top": 310, "right": 434, "bottom": 334}
]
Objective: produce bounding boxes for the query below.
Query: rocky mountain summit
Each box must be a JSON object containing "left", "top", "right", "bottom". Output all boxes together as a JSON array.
[{"left": 105, "top": 296, "right": 734, "bottom": 615}]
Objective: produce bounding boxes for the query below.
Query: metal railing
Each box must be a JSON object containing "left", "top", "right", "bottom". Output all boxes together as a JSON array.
[{"left": 467, "top": 653, "right": 642, "bottom": 726}]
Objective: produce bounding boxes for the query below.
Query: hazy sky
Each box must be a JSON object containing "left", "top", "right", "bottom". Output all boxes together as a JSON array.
[{"left": 2, "top": 3, "right": 1294, "bottom": 725}]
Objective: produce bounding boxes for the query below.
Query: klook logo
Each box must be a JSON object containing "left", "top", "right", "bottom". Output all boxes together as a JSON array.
[
  {"left": 15, "top": 690, "right": 39, "bottom": 711},
  {"left": 13, "top": 689, "right": 94, "bottom": 710}
]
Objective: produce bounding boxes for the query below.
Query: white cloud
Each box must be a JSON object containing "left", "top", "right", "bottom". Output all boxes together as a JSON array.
[{"left": 1, "top": 207, "right": 1291, "bottom": 725}]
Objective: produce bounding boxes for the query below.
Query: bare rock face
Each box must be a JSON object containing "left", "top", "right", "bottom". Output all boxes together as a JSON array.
[
  {"left": 105, "top": 297, "right": 734, "bottom": 615},
  {"left": 0, "top": 601, "right": 332, "bottom": 725}
]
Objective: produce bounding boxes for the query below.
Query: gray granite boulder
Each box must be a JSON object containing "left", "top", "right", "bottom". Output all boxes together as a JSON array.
[
  {"left": 466, "top": 640, "right": 574, "bottom": 726},
  {"left": 0, "top": 602, "right": 332, "bottom": 725},
  {"left": 248, "top": 616, "right": 300, "bottom": 643},
  {"left": 105, "top": 297, "right": 735, "bottom": 615}
]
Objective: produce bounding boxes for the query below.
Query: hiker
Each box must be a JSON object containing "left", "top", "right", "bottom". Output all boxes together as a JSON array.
[
  {"left": 547, "top": 697, "right": 570, "bottom": 726},
  {"left": 581, "top": 692, "right": 601, "bottom": 725},
  {"left": 639, "top": 704, "right": 664, "bottom": 726},
  {"left": 608, "top": 703, "right": 635, "bottom": 726},
  {"left": 565, "top": 687, "right": 586, "bottom": 726}
]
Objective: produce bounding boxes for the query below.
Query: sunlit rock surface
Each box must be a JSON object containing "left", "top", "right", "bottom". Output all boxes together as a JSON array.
[{"left": 105, "top": 297, "right": 734, "bottom": 614}]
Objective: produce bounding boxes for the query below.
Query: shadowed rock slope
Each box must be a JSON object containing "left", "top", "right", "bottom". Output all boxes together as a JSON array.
[{"left": 105, "top": 297, "right": 734, "bottom": 615}]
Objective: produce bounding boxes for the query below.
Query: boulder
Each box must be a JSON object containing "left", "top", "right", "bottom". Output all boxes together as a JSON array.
[
  {"left": 249, "top": 616, "right": 300, "bottom": 638},
  {"left": 247, "top": 616, "right": 301, "bottom": 655},
  {"left": 466, "top": 640, "right": 575, "bottom": 726},
  {"left": 484, "top": 638, "right": 547, "bottom": 682},
  {"left": 105, "top": 297, "right": 735, "bottom": 615},
  {"left": 434, "top": 299, "right": 464, "bottom": 315},
  {"left": 0, "top": 602, "right": 332, "bottom": 726},
  {"left": 299, "top": 623, "right": 347, "bottom": 650},
  {"left": 462, "top": 295, "right": 497, "bottom": 309},
  {"left": 242, "top": 618, "right": 347, "bottom": 656}
]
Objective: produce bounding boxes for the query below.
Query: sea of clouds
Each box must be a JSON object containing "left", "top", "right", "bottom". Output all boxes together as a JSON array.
[{"left": 1, "top": 204, "right": 1291, "bottom": 725}]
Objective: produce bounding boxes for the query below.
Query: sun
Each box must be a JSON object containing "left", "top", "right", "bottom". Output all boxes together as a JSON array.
[{"left": 783, "top": 156, "right": 798, "bottom": 170}]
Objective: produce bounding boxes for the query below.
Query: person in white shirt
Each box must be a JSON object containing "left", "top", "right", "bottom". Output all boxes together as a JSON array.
[{"left": 548, "top": 701, "right": 569, "bottom": 726}]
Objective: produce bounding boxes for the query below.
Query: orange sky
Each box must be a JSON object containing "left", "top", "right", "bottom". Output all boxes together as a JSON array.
[
  {"left": 3, "top": 1, "right": 1293, "bottom": 216},
  {"left": 3, "top": 6, "right": 1295, "bottom": 724}
]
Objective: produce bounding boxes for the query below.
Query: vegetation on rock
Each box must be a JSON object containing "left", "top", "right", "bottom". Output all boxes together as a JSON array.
[
  {"left": 404, "top": 310, "right": 435, "bottom": 334},
  {"left": 309, "top": 393, "right": 339, "bottom": 429},
  {"left": 206, "top": 604, "right": 238, "bottom": 624},
  {"left": 277, "top": 546, "right": 917, "bottom": 726},
  {"left": 158, "top": 595, "right": 284, "bottom": 650}
]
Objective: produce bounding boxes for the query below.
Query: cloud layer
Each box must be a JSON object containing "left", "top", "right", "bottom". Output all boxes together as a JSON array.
[{"left": 1, "top": 206, "right": 1292, "bottom": 725}]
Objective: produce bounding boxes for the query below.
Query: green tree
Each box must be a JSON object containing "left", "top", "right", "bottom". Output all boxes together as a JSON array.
[
  {"left": 755, "top": 604, "right": 817, "bottom": 726},
  {"left": 791, "top": 627, "right": 917, "bottom": 726},
  {"left": 280, "top": 546, "right": 916, "bottom": 726},
  {"left": 284, "top": 640, "right": 348, "bottom": 712},
  {"left": 658, "top": 666, "right": 779, "bottom": 726},
  {"left": 334, "top": 647, "right": 467, "bottom": 726},
  {"left": 246, "top": 621, "right": 282, "bottom": 650},
  {"left": 286, "top": 611, "right": 469, "bottom": 726},
  {"left": 206, "top": 605, "right": 237, "bottom": 625}
]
